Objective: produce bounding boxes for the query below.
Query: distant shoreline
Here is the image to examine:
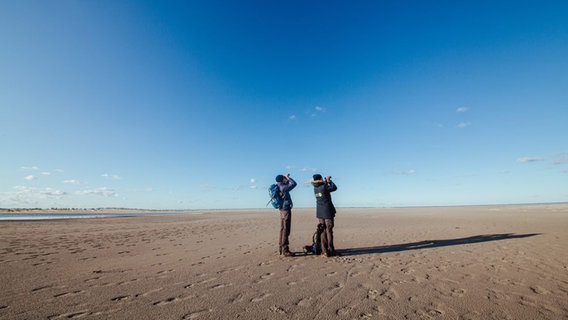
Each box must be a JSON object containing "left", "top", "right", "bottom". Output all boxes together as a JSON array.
[
  {"left": 0, "top": 208, "right": 201, "bottom": 215},
  {"left": 2, "top": 202, "right": 567, "bottom": 214}
]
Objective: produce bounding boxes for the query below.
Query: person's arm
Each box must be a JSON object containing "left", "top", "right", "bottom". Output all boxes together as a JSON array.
[
  {"left": 284, "top": 177, "right": 297, "bottom": 191},
  {"left": 325, "top": 176, "right": 337, "bottom": 192}
]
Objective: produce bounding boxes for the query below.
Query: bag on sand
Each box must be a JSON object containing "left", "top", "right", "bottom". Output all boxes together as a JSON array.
[
  {"left": 303, "top": 224, "right": 325, "bottom": 255},
  {"left": 267, "top": 184, "right": 284, "bottom": 209}
]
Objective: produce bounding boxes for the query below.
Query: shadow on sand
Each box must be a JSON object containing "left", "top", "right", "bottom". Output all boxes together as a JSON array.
[{"left": 337, "top": 233, "right": 541, "bottom": 257}]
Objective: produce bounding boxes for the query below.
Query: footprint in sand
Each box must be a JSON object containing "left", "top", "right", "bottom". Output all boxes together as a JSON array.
[
  {"left": 54, "top": 290, "right": 84, "bottom": 298},
  {"left": 425, "top": 303, "right": 445, "bottom": 317},
  {"left": 228, "top": 293, "right": 244, "bottom": 304},
  {"left": 297, "top": 297, "right": 314, "bottom": 307},
  {"left": 379, "top": 288, "right": 399, "bottom": 300},
  {"left": 348, "top": 271, "right": 362, "bottom": 278},
  {"left": 260, "top": 272, "right": 274, "bottom": 280},
  {"left": 451, "top": 288, "right": 467, "bottom": 297},
  {"left": 400, "top": 267, "right": 415, "bottom": 274},
  {"left": 153, "top": 297, "right": 177, "bottom": 306},
  {"left": 212, "top": 283, "right": 232, "bottom": 289},
  {"left": 287, "top": 264, "right": 300, "bottom": 272},
  {"left": 529, "top": 285, "right": 549, "bottom": 295},
  {"left": 111, "top": 295, "right": 130, "bottom": 302},
  {"left": 59, "top": 311, "right": 90, "bottom": 318},
  {"left": 336, "top": 306, "right": 353, "bottom": 316},
  {"left": 269, "top": 306, "right": 286, "bottom": 314},
  {"left": 79, "top": 256, "right": 97, "bottom": 261},
  {"left": 367, "top": 289, "right": 379, "bottom": 300},
  {"left": 157, "top": 269, "right": 174, "bottom": 275},
  {"left": 182, "top": 309, "right": 212, "bottom": 319},
  {"left": 31, "top": 285, "right": 54, "bottom": 293},
  {"left": 251, "top": 293, "right": 272, "bottom": 302}
]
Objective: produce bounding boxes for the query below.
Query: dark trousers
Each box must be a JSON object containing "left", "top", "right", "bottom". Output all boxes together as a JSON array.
[
  {"left": 318, "top": 218, "right": 335, "bottom": 253},
  {"left": 279, "top": 207, "right": 292, "bottom": 252}
]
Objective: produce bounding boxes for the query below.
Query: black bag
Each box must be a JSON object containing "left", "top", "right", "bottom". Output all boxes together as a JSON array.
[{"left": 303, "top": 223, "right": 325, "bottom": 255}]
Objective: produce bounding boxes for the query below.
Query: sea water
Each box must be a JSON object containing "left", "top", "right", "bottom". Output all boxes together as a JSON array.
[
  {"left": 0, "top": 212, "right": 202, "bottom": 221},
  {"left": 0, "top": 213, "right": 135, "bottom": 220}
]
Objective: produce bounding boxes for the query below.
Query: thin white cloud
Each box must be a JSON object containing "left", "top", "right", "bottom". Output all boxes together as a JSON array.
[
  {"left": 551, "top": 153, "right": 568, "bottom": 165},
  {"left": 301, "top": 167, "right": 317, "bottom": 172},
  {"left": 456, "top": 106, "right": 468, "bottom": 113},
  {"left": 21, "top": 166, "right": 39, "bottom": 170},
  {"left": 39, "top": 189, "right": 67, "bottom": 197},
  {"left": 289, "top": 115, "right": 297, "bottom": 121},
  {"left": 102, "top": 173, "right": 122, "bottom": 180},
  {"left": 1, "top": 186, "right": 68, "bottom": 205},
  {"left": 125, "top": 187, "right": 154, "bottom": 192},
  {"left": 24, "top": 175, "right": 37, "bottom": 181},
  {"left": 249, "top": 186, "right": 257, "bottom": 190},
  {"left": 76, "top": 187, "right": 117, "bottom": 197},
  {"left": 310, "top": 105, "right": 326, "bottom": 117},
  {"left": 397, "top": 169, "right": 416, "bottom": 175},
  {"left": 199, "top": 183, "right": 215, "bottom": 191},
  {"left": 457, "top": 122, "right": 471, "bottom": 129},
  {"left": 63, "top": 179, "right": 81, "bottom": 185},
  {"left": 250, "top": 178, "right": 256, "bottom": 183},
  {"left": 517, "top": 157, "right": 544, "bottom": 163},
  {"left": 40, "top": 172, "right": 51, "bottom": 176}
]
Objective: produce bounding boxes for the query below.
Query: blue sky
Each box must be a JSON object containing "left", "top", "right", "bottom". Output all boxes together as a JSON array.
[{"left": 1, "top": 1, "right": 567, "bottom": 209}]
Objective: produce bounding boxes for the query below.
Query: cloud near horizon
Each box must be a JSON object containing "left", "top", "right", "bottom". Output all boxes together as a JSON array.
[
  {"left": 551, "top": 153, "right": 568, "bottom": 165},
  {"left": 40, "top": 189, "right": 67, "bottom": 197},
  {"left": 1, "top": 186, "right": 68, "bottom": 206},
  {"left": 102, "top": 173, "right": 122, "bottom": 180},
  {"left": 63, "top": 180, "right": 81, "bottom": 185},
  {"left": 21, "top": 166, "right": 39, "bottom": 170},
  {"left": 76, "top": 187, "right": 117, "bottom": 197},
  {"left": 517, "top": 157, "right": 544, "bottom": 163}
]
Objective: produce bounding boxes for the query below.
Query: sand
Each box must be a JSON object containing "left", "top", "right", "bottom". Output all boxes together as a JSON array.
[{"left": 1, "top": 204, "right": 567, "bottom": 319}]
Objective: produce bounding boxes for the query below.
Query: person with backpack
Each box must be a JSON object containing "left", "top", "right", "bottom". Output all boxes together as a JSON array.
[
  {"left": 311, "top": 174, "right": 339, "bottom": 257},
  {"left": 275, "top": 173, "right": 297, "bottom": 257}
]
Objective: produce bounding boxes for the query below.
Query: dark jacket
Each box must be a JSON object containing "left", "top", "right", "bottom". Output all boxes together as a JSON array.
[
  {"left": 312, "top": 179, "right": 337, "bottom": 219},
  {"left": 277, "top": 177, "right": 297, "bottom": 209}
]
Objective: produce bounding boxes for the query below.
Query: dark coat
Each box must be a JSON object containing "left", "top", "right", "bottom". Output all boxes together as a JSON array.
[
  {"left": 312, "top": 180, "right": 337, "bottom": 219},
  {"left": 277, "top": 177, "right": 297, "bottom": 209}
]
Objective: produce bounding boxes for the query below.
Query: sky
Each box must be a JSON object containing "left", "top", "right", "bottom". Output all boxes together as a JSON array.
[{"left": 1, "top": 1, "right": 567, "bottom": 209}]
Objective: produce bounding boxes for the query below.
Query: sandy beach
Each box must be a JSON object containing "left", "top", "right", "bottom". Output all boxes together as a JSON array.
[{"left": 1, "top": 204, "right": 567, "bottom": 319}]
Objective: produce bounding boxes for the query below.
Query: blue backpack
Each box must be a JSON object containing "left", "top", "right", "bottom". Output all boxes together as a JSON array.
[{"left": 267, "top": 184, "right": 284, "bottom": 209}]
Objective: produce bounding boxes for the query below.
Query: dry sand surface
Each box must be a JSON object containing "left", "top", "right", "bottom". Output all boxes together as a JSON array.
[{"left": 1, "top": 204, "right": 567, "bottom": 319}]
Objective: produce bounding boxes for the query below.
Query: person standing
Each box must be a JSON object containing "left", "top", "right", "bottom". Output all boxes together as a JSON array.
[
  {"left": 311, "top": 174, "right": 339, "bottom": 257},
  {"left": 276, "top": 173, "right": 297, "bottom": 256}
]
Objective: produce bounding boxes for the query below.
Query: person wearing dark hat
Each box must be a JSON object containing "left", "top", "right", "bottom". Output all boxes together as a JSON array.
[
  {"left": 311, "top": 174, "right": 339, "bottom": 257},
  {"left": 276, "top": 173, "right": 297, "bottom": 256}
]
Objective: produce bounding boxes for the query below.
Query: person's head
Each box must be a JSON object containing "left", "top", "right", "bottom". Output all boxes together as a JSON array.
[
  {"left": 275, "top": 175, "right": 285, "bottom": 182},
  {"left": 313, "top": 174, "right": 322, "bottom": 181}
]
